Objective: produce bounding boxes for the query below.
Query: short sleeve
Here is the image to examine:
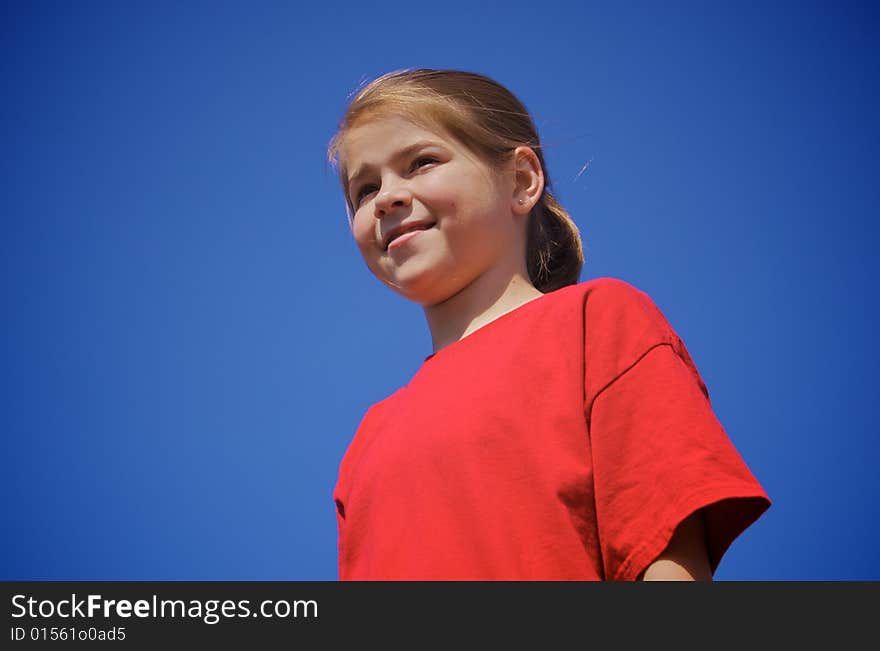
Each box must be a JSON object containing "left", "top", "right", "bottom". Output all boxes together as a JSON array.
[{"left": 588, "top": 343, "right": 770, "bottom": 581}]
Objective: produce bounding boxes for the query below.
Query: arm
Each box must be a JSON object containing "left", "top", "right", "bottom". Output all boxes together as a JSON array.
[{"left": 639, "top": 510, "right": 713, "bottom": 581}]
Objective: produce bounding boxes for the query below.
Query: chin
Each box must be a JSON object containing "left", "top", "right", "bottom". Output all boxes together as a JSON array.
[{"left": 381, "top": 271, "right": 455, "bottom": 306}]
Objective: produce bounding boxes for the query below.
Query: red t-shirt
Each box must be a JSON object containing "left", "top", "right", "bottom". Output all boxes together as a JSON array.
[{"left": 333, "top": 277, "right": 770, "bottom": 580}]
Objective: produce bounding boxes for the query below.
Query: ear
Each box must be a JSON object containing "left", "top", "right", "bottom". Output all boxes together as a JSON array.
[{"left": 510, "top": 146, "right": 544, "bottom": 216}]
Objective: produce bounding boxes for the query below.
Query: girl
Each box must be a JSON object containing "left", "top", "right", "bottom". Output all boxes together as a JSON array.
[{"left": 328, "top": 69, "right": 770, "bottom": 581}]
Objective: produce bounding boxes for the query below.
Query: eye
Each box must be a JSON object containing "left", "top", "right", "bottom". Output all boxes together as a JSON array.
[
  {"left": 354, "top": 183, "right": 378, "bottom": 205},
  {"left": 411, "top": 156, "right": 438, "bottom": 171},
  {"left": 351, "top": 156, "right": 438, "bottom": 207}
]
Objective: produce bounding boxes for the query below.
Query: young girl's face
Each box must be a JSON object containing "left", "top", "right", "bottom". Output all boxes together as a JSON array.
[{"left": 341, "top": 115, "right": 526, "bottom": 306}]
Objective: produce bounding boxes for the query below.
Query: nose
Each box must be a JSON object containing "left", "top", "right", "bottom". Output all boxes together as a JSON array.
[{"left": 373, "top": 177, "right": 412, "bottom": 218}]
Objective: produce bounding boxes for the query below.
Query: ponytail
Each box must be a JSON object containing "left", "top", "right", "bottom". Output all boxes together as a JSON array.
[{"left": 527, "top": 189, "right": 584, "bottom": 292}]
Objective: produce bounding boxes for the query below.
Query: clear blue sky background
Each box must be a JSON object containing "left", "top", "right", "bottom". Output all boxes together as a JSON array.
[{"left": 2, "top": 1, "right": 877, "bottom": 580}]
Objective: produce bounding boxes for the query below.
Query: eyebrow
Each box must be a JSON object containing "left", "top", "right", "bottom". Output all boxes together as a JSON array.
[{"left": 346, "top": 140, "right": 444, "bottom": 197}]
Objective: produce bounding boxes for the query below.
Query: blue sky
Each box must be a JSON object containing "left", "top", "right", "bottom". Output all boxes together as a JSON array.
[{"left": 2, "top": 1, "right": 878, "bottom": 580}]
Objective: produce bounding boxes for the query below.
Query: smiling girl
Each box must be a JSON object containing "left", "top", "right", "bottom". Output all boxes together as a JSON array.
[{"left": 328, "top": 69, "right": 770, "bottom": 581}]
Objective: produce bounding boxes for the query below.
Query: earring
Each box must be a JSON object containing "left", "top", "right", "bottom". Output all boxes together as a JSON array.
[{"left": 517, "top": 199, "right": 524, "bottom": 204}]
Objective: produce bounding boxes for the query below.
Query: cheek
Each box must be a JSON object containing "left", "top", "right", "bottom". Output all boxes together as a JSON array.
[
  {"left": 351, "top": 213, "right": 375, "bottom": 247},
  {"left": 417, "top": 170, "right": 462, "bottom": 208}
]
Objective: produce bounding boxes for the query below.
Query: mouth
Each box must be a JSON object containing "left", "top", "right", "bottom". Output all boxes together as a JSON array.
[{"left": 384, "top": 221, "right": 437, "bottom": 251}]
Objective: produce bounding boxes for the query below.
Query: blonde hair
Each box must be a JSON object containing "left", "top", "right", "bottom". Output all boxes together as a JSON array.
[{"left": 327, "top": 69, "right": 584, "bottom": 293}]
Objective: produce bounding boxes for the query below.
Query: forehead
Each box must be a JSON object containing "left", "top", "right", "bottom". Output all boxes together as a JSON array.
[{"left": 340, "top": 115, "right": 457, "bottom": 169}]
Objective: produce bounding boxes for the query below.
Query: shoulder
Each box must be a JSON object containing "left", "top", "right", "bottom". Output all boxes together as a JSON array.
[
  {"left": 532, "top": 276, "right": 681, "bottom": 369},
  {"left": 543, "top": 276, "right": 667, "bottom": 317},
  {"left": 560, "top": 276, "right": 680, "bottom": 347},
  {"left": 337, "top": 393, "right": 399, "bottom": 484},
  {"left": 581, "top": 276, "right": 671, "bottom": 323},
  {"left": 571, "top": 277, "right": 693, "bottom": 404}
]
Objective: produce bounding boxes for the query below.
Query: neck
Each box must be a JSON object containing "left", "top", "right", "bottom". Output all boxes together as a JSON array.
[{"left": 423, "top": 266, "right": 544, "bottom": 355}]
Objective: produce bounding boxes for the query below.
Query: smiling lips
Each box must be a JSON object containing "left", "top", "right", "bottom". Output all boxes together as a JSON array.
[{"left": 384, "top": 221, "right": 436, "bottom": 250}]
